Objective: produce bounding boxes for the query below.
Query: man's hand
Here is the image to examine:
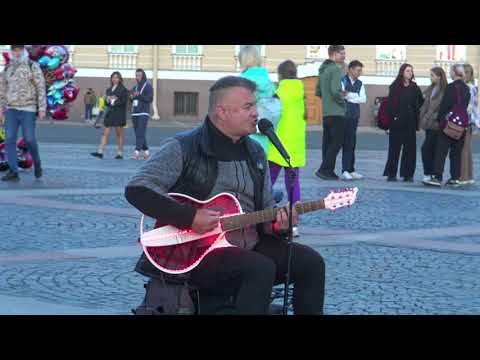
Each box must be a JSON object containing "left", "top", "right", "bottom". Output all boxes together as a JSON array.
[
  {"left": 191, "top": 208, "right": 221, "bottom": 234},
  {"left": 273, "top": 203, "right": 299, "bottom": 233},
  {"left": 38, "top": 111, "right": 46, "bottom": 120}
]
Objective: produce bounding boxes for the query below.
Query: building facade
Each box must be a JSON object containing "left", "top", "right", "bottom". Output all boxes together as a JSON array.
[{"left": 1, "top": 45, "right": 479, "bottom": 126}]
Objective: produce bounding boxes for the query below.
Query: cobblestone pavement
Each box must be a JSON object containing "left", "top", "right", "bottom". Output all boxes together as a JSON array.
[{"left": 1, "top": 134, "right": 480, "bottom": 315}]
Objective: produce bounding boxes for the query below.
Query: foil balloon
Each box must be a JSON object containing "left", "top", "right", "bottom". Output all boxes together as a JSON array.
[
  {"left": 38, "top": 55, "right": 50, "bottom": 67},
  {"left": 54, "top": 67, "right": 65, "bottom": 80},
  {"left": 47, "top": 57, "right": 61, "bottom": 70},
  {"left": 26, "top": 45, "right": 47, "bottom": 61},
  {"left": 45, "top": 45, "right": 68, "bottom": 65},
  {"left": 2, "top": 52, "right": 10, "bottom": 65},
  {"left": 43, "top": 69, "right": 57, "bottom": 85},
  {"left": 61, "top": 63, "right": 77, "bottom": 79},
  {"left": 51, "top": 105, "right": 68, "bottom": 120},
  {"left": 63, "top": 85, "right": 79, "bottom": 103}
]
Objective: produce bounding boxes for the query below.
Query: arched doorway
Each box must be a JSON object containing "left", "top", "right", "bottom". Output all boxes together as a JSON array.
[{"left": 301, "top": 76, "right": 322, "bottom": 125}]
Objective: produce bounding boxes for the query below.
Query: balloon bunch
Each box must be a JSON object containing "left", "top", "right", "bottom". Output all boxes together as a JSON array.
[
  {"left": 2, "top": 45, "right": 79, "bottom": 121},
  {"left": 0, "top": 137, "right": 33, "bottom": 172}
]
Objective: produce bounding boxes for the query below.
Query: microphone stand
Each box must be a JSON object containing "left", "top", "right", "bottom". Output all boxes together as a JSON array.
[{"left": 282, "top": 158, "right": 295, "bottom": 316}]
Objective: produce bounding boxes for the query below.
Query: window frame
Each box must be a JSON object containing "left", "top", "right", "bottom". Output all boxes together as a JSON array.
[
  {"left": 172, "top": 45, "right": 203, "bottom": 55},
  {"left": 108, "top": 45, "right": 139, "bottom": 54},
  {"left": 174, "top": 92, "right": 199, "bottom": 116},
  {"left": 436, "top": 45, "right": 467, "bottom": 62},
  {"left": 375, "top": 45, "right": 407, "bottom": 60}
]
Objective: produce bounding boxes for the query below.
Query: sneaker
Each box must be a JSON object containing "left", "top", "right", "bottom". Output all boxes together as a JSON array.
[
  {"left": 115, "top": 154, "right": 124, "bottom": 160},
  {"left": 131, "top": 151, "right": 140, "bottom": 160},
  {"left": 315, "top": 170, "right": 339, "bottom": 181},
  {"left": 143, "top": 150, "right": 150, "bottom": 160},
  {"left": 387, "top": 176, "right": 397, "bottom": 182},
  {"left": 341, "top": 171, "right": 353, "bottom": 181},
  {"left": 403, "top": 177, "right": 414, "bottom": 183},
  {"left": 445, "top": 179, "right": 461, "bottom": 187},
  {"left": 34, "top": 167, "right": 43, "bottom": 179},
  {"left": 423, "top": 177, "right": 442, "bottom": 187},
  {"left": 423, "top": 175, "right": 432, "bottom": 182},
  {"left": 1, "top": 171, "right": 19, "bottom": 182},
  {"left": 91, "top": 152, "right": 104, "bottom": 159},
  {"left": 459, "top": 179, "right": 475, "bottom": 185},
  {"left": 292, "top": 226, "right": 300, "bottom": 238},
  {"left": 350, "top": 172, "right": 364, "bottom": 180}
]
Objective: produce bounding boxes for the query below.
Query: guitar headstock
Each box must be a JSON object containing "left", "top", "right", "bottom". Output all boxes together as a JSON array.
[{"left": 323, "top": 187, "right": 358, "bottom": 211}]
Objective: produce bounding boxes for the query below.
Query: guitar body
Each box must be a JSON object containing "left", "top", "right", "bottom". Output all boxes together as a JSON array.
[{"left": 142, "top": 192, "right": 243, "bottom": 275}]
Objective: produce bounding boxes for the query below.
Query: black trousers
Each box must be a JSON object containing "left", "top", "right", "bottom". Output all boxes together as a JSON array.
[
  {"left": 421, "top": 129, "right": 440, "bottom": 176},
  {"left": 319, "top": 116, "right": 346, "bottom": 174},
  {"left": 189, "top": 234, "right": 325, "bottom": 315},
  {"left": 383, "top": 127, "right": 416, "bottom": 178},
  {"left": 342, "top": 116, "right": 359, "bottom": 173},
  {"left": 433, "top": 130, "right": 465, "bottom": 180}
]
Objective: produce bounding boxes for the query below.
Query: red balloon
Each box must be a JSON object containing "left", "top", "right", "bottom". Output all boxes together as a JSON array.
[
  {"left": 51, "top": 105, "right": 68, "bottom": 120},
  {"left": 2, "top": 52, "right": 10, "bottom": 65},
  {"left": 54, "top": 67, "right": 65, "bottom": 80},
  {"left": 64, "top": 85, "right": 79, "bottom": 103},
  {"left": 26, "top": 45, "right": 47, "bottom": 61},
  {"left": 0, "top": 142, "right": 5, "bottom": 151},
  {"left": 17, "top": 138, "right": 27, "bottom": 150}
]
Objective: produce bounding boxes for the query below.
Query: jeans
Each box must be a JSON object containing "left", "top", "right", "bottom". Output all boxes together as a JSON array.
[
  {"left": 342, "top": 116, "right": 359, "bottom": 173},
  {"left": 189, "top": 234, "right": 325, "bottom": 315},
  {"left": 132, "top": 115, "right": 149, "bottom": 151},
  {"left": 5, "top": 109, "right": 41, "bottom": 173},
  {"left": 269, "top": 161, "right": 300, "bottom": 204},
  {"left": 85, "top": 104, "right": 94, "bottom": 120},
  {"left": 319, "top": 116, "right": 346, "bottom": 175}
]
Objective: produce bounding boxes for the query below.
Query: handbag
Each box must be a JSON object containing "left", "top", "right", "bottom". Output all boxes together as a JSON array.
[
  {"left": 440, "top": 85, "right": 469, "bottom": 140},
  {"left": 92, "top": 106, "right": 100, "bottom": 116}
]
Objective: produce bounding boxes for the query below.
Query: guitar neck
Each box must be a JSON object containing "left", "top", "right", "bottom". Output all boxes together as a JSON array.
[{"left": 220, "top": 199, "right": 325, "bottom": 232}]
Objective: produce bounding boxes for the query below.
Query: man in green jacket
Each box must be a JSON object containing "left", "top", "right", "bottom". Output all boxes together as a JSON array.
[{"left": 315, "top": 45, "right": 347, "bottom": 180}]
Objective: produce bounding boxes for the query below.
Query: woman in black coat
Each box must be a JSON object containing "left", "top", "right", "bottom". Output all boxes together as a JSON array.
[
  {"left": 383, "top": 63, "right": 424, "bottom": 182},
  {"left": 423, "top": 64, "right": 471, "bottom": 187},
  {"left": 91, "top": 71, "right": 128, "bottom": 159}
]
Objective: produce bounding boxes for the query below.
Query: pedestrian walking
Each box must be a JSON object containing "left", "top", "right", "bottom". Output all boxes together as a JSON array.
[
  {"left": 383, "top": 63, "right": 424, "bottom": 182},
  {"left": 419, "top": 67, "right": 447, "bottom": 183},
  {"left": 314, "top": 45, "right": 347, "bottom": 181},
  {"left": 341, "top": 60, "right": 367, "bottom": 180},
  {"left": 0, "top": 45, "right": 46, "bottom": 182},
  {"left": 130, "top": 69, "right": 153, "bottom": 160},
  {"left": 90, "top": 71, "right": 128, "bottom": 159}
]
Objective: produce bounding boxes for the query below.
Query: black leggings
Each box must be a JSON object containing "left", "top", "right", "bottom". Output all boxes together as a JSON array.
[{"left": 189, "top": 234, "right": 325, "bottom": 315}]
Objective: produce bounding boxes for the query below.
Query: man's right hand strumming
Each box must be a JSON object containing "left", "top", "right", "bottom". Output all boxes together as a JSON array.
[{"left": 191, "top": 208, "right": 221, "bottom": 234}]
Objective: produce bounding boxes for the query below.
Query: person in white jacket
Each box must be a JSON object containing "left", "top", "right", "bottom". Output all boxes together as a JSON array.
[{"left": 340, "top": 60, "right": 367, "bottom": 180}]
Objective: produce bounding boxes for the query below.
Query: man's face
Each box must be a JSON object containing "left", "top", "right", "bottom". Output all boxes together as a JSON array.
[
  {"left": 216, "top": 87, "right": 258, "bottom": 137},
  {"left": 11, "top": 47, "right": 24, "bottom": 59},
  {"left": 334, "top": 50, "right": 346, "bottom": 64},
  {"left": 136, "top": 72, "right": 143, "bottom": 83},
  {"left": 349, "top": 66, "right": 363, "bottom": 80}
]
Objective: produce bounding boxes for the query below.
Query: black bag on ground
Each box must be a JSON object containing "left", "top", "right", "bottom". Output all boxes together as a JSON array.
[{"left": 132, "top": 275, "right": 195, "bottom": 315}]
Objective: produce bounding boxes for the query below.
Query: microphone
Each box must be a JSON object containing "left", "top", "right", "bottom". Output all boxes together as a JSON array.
[{"left": 257, "top": 118, "right": 290, "bottom": 163}]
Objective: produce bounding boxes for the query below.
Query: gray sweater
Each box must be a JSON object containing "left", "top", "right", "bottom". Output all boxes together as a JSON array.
[{"left": 126, "top": 136, "right": 276, "bottom": 250}]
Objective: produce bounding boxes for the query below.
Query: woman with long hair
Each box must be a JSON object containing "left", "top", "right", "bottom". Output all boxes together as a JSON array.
[
  {"left": 91, "top": 71, "right": 128, "bottom": 159},
  {"left": 383, "top": 63, "right": 424, "bottom": 182},
  {"left": 424, "top": 64, "right": 471, "bottom": 187},
  {"left": 419, "top": 67, "right": 448, "bottom": 183},
  {"left": 459, "top": 63, "right": 478, "bottom": 185}
]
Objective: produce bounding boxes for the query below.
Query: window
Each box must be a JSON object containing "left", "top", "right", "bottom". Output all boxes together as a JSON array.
[
  {"left": 376, "top": 45, "right": 406, "bottom": 60},
  {"left": 174, "top": 92, "right": 199, "bottom": 116},
  {"left": 0, "top": 45, "right": 9, "bottom": 51},
  {"left": 436, "top": 45, "right": 466, "bottom": 61},
  {"left": 173, "top": 45, "right": 202, "bottom": 55},
  {"left": 306, "top": 45, "right": 329, "bottom": 59},
  {"left": 108, "top": 45, "right": 138, "bottom": 53},
  {"left": 236, "top": 45, "right": 266, "bottom": 57}
]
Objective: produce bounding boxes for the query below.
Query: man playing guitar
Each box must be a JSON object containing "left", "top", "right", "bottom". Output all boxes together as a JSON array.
[{"left": 125, "top": 76, "right": 325, "bottom": 315}]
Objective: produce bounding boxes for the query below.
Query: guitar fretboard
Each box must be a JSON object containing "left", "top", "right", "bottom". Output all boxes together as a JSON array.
[{"left": 220, "top": 200, "right": 325, "bottom": 232}]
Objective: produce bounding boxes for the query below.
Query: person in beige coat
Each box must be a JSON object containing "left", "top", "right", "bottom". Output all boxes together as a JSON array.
[
  {"left": 419, "top": 67, "right": 447, "bottom": 183},
  {"left": 459, "top": 64, "right": 478, "bottom": 185}
]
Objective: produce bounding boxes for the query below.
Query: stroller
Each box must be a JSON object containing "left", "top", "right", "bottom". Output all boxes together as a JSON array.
[{"left": 0, "top": 129, "right": 34, "bottom": 172}]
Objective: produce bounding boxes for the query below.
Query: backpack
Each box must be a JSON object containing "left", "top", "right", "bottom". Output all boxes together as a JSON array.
[
  {"left": 132, "top": 274, "right": 196, "bottom": 315},
  {"left": 440, "top": 85, "right": 469, "bottom": 140},
  {"left": 376, "top": 97, "right": 391, "bottom": 130}
]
